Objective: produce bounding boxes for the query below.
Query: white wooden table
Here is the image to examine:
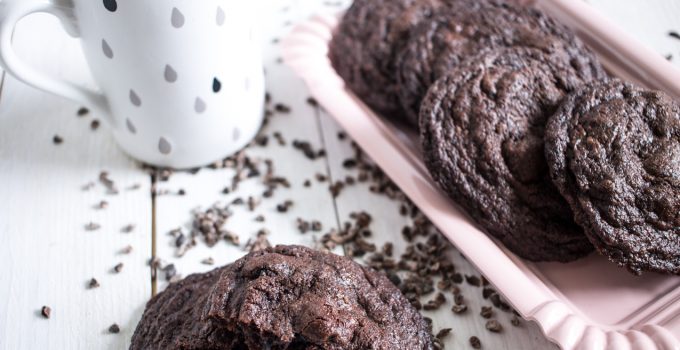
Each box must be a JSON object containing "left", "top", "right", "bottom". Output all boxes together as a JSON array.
[{"left": 0, "top": 1, "right": 678, "bottom": 349}]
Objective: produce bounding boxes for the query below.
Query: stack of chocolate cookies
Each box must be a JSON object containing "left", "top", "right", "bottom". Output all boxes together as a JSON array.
[{"left": 331, "top": 0, "right": 679, "bottom": 275}]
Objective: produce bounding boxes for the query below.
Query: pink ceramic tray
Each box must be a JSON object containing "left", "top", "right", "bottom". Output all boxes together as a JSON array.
[{"left": 282, "top": 0, "right": 680, "bottom": 349}]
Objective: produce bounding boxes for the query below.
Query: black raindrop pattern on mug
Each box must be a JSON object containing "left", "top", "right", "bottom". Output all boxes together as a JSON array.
[
  {"left": 194, "top": 98, "right": 207, "bottom": 113},
  {"left": 158, "top": 137, "right": 172, "bottom": 155},
  {"left": 171, "top": 8, "right": 185, "bottom": 28},
  {"left": 102, "top": 39, "right": 113, "bottom": 59},
  {"left": 213, "top": 78, "right": 222, "bottom": 93},
  {"left": 126, "top": 118, "right": 137, "bottom": 134},
  {"left": 164, "top": 65, "right": 178, "bottom": 83},
  {"left": 103, "top": 0, "right": 117, "bottom": 12},
  {"left": 129, "top": 90, "right": 142, "bottom": 107}
]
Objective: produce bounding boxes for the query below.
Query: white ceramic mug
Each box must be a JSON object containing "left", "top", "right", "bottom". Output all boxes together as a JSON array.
[{"left": 0, "top": 0, "right": 265, "bottom": 168}]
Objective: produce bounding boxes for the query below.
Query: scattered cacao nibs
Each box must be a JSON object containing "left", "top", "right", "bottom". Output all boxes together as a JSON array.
[
  {"left": 482, "top": 287, "right": 495, "bottom": 299},
  {"left": 452, "top": 273, "right": 463, "bottom": 284},
  {"left": 41, "top": 306, "right": 51, "bottom": 319},
  {"left": 337, "top": 131, "right": 346, "bottom": 140},
  {"left": 109, "top": 323, "right": 120, "bottom": 334},
  {"left": 297, "top": 218, "right": 311, "bottom": 234},
  {"left": 454, "top": 294, "right": 464, "bottom": 306},
  {"left": 303, "top": 179, "right": 311, "bottom": 187},
  {"left": 178, "top": 189, "right": 186, "bottom": 196},
  {"left": 222, "top": 187, "right": 231, "bottom": 194},
  {"left": 128, "top": 183, "right": 141, "bottom": 191},
  {"left": 77, "top": 107, "right": 89, "bottom": 116},
  {"left": 53, "top": 135, "right": 64, "bottom": 145},
  {"left": 121, "top": 224, "right": 135, "bottom": 233},
  {"left": 469, "top": 336, "right": 481, "bottom": 349},
  {"left": 85, "top": 222, "right": 101, "bottom": 231},
  {"left": 113, "top": 263, "right": 124, "bottom": 273},
  {"left": 306, "top": 97, "right": 318, "bottom": 107},
  {"left": 201, "top": 257, "right": 215, "bottom": 265},
  {"left": 90, "top": 119, "right": 100, "bottom": 130},
  {"left": 254, "top": 215, "right": 265, "bottom": 222},
  {"left": 342, "top": 159, "right": 357, "bottom": 169},
  {"left": 88, "top": 278, "right": 100, "bottom": 289},
  {"left": 451, "top": 304, "right": 468, "bottom": 314},
  {"left": 276, "top": 200, "right": 293, "bottom": 213},
  {"left": 274, "top": 103, "right": 290, "bottom": 113},
  {"left": 273, "top": 132, "right": 286, "bottom": 146},
  {"left": 82, "top": 182, "right": 95, "bottom": 191},
  {"left": 120, "top": 245, "right": 133, "bottom": 254},
  {"left": 480, "top": 306, "right": 493, "bottom": 319},
  {"left": 465, "top": 275, "right": 481, "bottom": 287},
  {"left": 315, "top": 173, "right": 328, "bottom": 182},
  {"left": 511, "top": 316, "right": 521, "bottom": 327},
  {"left": 669, "top": 31, "right": 680, "bottom": 40},
  {"left": 248, "top": 196, "right": 261, "bottom": 211},
  {"left": 246, "top": 229, "right": 271, "bottom": 252},
  {"left": 99, "top": 171, "right": 118, "bottom": 194},
  {"left": 423, "top": 292, "right": 446, "bottom": 311},
  {"left": 163, "top": 264, "right": 177, "bottom": 281},
  {"left": 666, "top": 54, "right": 673, "bottom": 61},
  {"left": 436, "top": 328, "right": 452, "bottom": 340},
  {"left": 311, "top": 221, "right": 322, "bottom": 232},
  {"left": 485, "top": 319, "right": 503, "bottom": 333},
  {"left": 292, "top": 140, "right": 324, "bottom": 160},
  {"left": 96, "top": 200, "right": 108, "bottom": 210},
  {"left": 329, "top": 181, "right": 345, "bottom": 198},
  {"left": 175, "top": 233, "right": 186, "bottom": 248}
]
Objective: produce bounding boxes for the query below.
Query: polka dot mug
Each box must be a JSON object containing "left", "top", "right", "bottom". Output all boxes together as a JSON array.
[{"left": 0, "top": 0, "right": 265, "bottom": 168}]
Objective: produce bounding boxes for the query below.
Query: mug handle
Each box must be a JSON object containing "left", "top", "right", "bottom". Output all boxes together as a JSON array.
[{"left": 0, "top": 1, "right": 112, "bottom": 125}]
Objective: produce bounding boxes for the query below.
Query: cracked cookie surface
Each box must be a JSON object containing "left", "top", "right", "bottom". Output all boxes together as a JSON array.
[
  {"left": 545, "top": 79, "right": 680, "bottom": 274},
  {"left": 132, "top": 245, "right": 433, "bottom": 349},
  {"left": 420, "top": 47, "right": 595, "bottom": 262},
  {"left": 397, "top": 0, "right": 606, "bottom": 126},
  {"left": 329, "top": 0, "right": 446, "bottom": 125}
]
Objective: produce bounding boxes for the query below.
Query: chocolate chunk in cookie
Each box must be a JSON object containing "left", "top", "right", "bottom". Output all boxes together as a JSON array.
[
  {"left": 329, "top": 0, "right": 445, "bottom": 125},
  {"left": 132, "top": 245, "right": 433, "bottom": 349},
  {"left": 420, "top": 47, "right": 595, "bottom": 262},
  {"left": 545, "top": 79, "right": 680, "bottom": 274},
  {"left": 397, "top": 1, "right": 606, "bottom": 126}
]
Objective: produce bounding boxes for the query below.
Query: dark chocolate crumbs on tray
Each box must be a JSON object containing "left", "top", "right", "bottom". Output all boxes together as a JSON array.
[
  {"left": 451, "top": 304, "right": 468, "bottom": 314},
  {"left": 90, "top": 119, "right": 100, "bottom": 130},
  {"left": 669, "top": 31, "right": 680, "bottom": 40},
  {"left": 53, "top": 135, "right": 63, "bottom": 145},
  {"left": 511, "top": 316, "right": 522, "bottom": 327},
  {"left": 120, "top": 245, "right": 133, "bottom": 254},
  {"left": 121, "top": 224, "right": 135, "bottom": 233},
  {"left": 201, "top": 257, "right": 215, "bottom": 265},
  {"left": 77, "top": 107, "right": 89, "bottom": 116},
  {"left": 41, "top": 306, "right": 51, "bottom": 319},
  {"left": 96, "top": 200, "right": 108, "bottom": 210}
]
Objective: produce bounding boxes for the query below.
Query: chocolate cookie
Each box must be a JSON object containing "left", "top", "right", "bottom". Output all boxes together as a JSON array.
[
  {"left": 329, "top": 0, "right": 445, "bottom": 125},
  {"left": 130, "top": 267, "right": 237, "bottom": 350},
  {"left": 397, "top": 1, "right": 606, "bottom": 126},
  {"left": 545, "top": 79, "right": 680, "bottom": 274},
  {"left": 420, "top": 47, "right": 595, "bottom": 262},
  {"left": 131, "top": 245, "right": 433, "bottom": 349}
]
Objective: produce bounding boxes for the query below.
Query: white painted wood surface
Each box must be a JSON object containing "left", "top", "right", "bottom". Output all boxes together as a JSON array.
[{"left": 0, "top": 1, "right": 678, "bottom": 349}]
